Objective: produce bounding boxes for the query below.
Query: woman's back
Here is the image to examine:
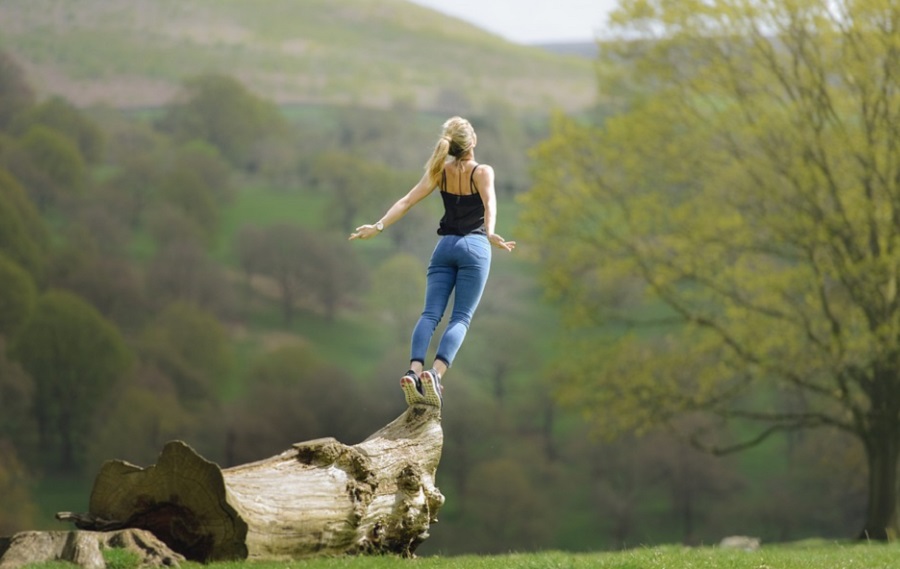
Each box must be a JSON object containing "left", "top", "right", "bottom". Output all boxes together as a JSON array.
[
  {"left": 438, "top": 160, "right": 486, "bottom": 236},
  {"left": 440, "top": 160, "right": 482, "bottom": 195}
]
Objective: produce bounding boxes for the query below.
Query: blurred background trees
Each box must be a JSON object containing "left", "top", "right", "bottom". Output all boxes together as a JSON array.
[
  {"left": 157, "top": 74, "right": 290, "bottom": 174},
  {"left": 0, "top": 51, "right": 34, "bottom": 130},
  {"left": 10, "top": 290, "right": 132, "bottom": 473}
]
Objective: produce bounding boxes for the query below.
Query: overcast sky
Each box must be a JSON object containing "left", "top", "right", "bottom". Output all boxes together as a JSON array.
[{"left": 408, "top": 0, "right": 620, "bottom": 44}]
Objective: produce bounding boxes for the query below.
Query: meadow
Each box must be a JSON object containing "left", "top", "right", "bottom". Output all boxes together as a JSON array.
[{"left": 40, "top": 541, "right": 900, "bottom": 569}]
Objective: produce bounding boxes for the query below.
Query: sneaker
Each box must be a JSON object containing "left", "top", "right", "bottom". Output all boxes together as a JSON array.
[
  {"left": 400, "top": 370, "right": 425, "bottom": 406},
  {"left": 421, "top": 368, "right": 443, "bottom": 407}
]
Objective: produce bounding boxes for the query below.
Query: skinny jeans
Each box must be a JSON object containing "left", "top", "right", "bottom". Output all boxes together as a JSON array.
[{"left": 410, "top": 234, "right": 491, "bottom": 367}]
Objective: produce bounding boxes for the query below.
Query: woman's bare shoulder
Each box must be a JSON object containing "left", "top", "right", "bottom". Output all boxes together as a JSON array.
[{"left": 474, "top": 163, "right": 495, "bottom": 180}]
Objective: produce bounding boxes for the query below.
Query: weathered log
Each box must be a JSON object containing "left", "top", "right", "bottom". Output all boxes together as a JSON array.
[
  {"left": 57, "top": 404, "right": 443, "bottom": 562},
  {"left": 0, "top": 529, "right": 184, "bottom": 569}
]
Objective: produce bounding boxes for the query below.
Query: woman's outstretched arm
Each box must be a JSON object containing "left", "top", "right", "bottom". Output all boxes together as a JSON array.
[{"left": 349, "top": 171, "right": 434, "bottom": 241}]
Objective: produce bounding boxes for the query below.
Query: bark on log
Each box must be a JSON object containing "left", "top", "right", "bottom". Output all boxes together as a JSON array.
[
  {"left": 56, "top": 404, "right": 443, "bottom": 562},
  {"left": 0, "top": 529, "right": 184, "bottom": 569}
]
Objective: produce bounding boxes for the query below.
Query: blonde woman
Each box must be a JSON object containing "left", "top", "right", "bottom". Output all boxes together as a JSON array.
[{"left": 349, "top": 117, "right": 516, "bottom": 407}]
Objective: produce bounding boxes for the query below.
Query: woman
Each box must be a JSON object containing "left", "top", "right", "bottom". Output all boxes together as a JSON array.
[{"left": 349, "top": 116, "right": 515, "bottom": 407}]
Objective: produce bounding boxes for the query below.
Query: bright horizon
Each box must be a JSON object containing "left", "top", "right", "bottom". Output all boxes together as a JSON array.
[{"left": 408, "top": 0, "right": 619, "bottom": 44}]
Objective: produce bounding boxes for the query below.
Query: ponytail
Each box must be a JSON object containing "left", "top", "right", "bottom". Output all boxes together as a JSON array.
[
  {"left": 425, "top": 136, "right": 451, "bottom": 189},
  {"left": 424, "top": 117, "right": 476, "bottom": 189}
]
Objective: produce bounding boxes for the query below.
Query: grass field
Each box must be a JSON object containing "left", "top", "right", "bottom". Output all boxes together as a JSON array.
[{"left": 55, "top": 542, "right": 895, "bottom": 569}]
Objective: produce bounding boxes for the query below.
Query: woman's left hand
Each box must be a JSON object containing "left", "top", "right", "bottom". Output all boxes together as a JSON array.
[{"left": 489, "top": 233, "right": 516, "bottom": 252}]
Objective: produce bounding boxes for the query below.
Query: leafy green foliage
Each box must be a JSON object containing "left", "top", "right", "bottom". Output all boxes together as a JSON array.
[
  {"left": 0, "top": 168, "right": 49, "bottom": 278},
  {"left": 158, "top": 74, "right": 288, "bottom": 172},
  {"left": 522, "top": 0, "right": 900, "bottom": 539},
  {"left": 367, "top": 253, "right": 426, "bottom": 342},
  {"left": 0, "top": 51, "right": 34, "bottom": 130},
  {"left": 0, "top": 253, "right": 36, "bottom": 338},
  {"left": 0, "top": 342, "right": 37, "bottom": 462},
  {"left": 0, "top": 439, "right": 37, "bottom": 535},
  {"left": 310, "top": 151, "right": 404, "bottom": 231},
  {"left": 144, "top": 240, "right": 234, "bottom": 315},
  {"left": 226, "top": 344, "right": 389, "bottom": 464},
  {"left": 140, "top": 302, "right": 233, "bottom": 405},
  {"left": 84, "top": 383, "right": 207, "bottom": 483},
  {"left": 235, "top": 223, "right": 367, "bottom": 324},
  {"left": 14, "top": 124, "right": 87, "bottom": 209},
  {"left": 158, "top": 163, "right": 220, "bottom": 245},
  {"left": 10, "top": 290, "right": 132, "bottom": 473},
  {"left": 12, "top": 96, "right": 104, "bottom": 164}
]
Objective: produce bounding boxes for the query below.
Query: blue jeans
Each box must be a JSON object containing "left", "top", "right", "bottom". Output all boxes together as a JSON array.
[{"left": 410, "top": 234, "right": 491, "bottom": 367}]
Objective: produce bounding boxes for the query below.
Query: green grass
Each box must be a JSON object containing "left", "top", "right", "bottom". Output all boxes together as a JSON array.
[
  {"left": 26, "top": 543, "right": 900, "bottom": 569},
  {"left": 214, "top": 186, "right": 330, "bottom": 263}
]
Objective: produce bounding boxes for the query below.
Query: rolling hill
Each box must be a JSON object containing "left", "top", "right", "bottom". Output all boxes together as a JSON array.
[{"left": 0, "top": 0, "right": 597, "bottom": 113}]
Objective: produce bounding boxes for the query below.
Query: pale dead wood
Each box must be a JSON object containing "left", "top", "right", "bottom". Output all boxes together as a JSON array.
[
  {"left": 45, "top": 404, "right": 444, "bottom": 564},
  {"left": 0, "top": 529, "right": 184, "bottom": 569}
]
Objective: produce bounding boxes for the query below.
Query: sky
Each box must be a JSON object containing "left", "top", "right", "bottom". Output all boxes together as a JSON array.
[{"left": 409, "top": 0, "right": 620, "bottom": 44}]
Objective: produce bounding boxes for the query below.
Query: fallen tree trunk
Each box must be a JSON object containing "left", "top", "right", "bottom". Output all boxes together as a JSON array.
[{"left": 54, "top": 404, "right": 444, "bottom": 562}]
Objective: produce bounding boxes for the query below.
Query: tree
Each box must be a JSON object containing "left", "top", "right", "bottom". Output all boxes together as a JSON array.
[
  {"left": 226, "top": 344, "right": 379, "bottom": 465},
  {"left": 102, "top": 152, "right": 164, "bottom": 230},
  {"left": 139, "top": 301, "right": 233, "bottom": 406},
  {"left": 0, "top": 339, "right": 37, "bottom": 466},
  {"left": 0, "top": 439, "right": 37, "bottom": 536},
  {"left": 0, "top": 168, "right": 49, "bottom": 279},
  {"left": 85, "top": 383, "right": 198, "bottom": 471},
  {"left": 248, "top": 224, "right": 367, "bottom": 325},
  {"left": 50, "top": 252, "right": 146, "bottom": 331},
  {"left": 0, "top": 253, "right": 36, "bottom": 339},
  {"left": 299, "top": 231, "right": 368, "bottom": 321},
  {"left": 10, "top": 124, "right": 87, "bottom": 210},
  {"left": 0, "top": 51, "right": 34, "bottom": 131},
  {"left": 144, "top": 240, "right": 234, "bottom": 316},
  {"left": 310, "top": 151, "right": 402, "bottom": 231},
  {"left": 243, "top": 223, "right": 306, "bottom": 326},
  {"left": 469, "top": 105, "right": 533, "bottom": 195},
  {"left": 521, "top": 0, "right": 900, "bottom": 540},
  {"left": 157, "top": 74, "right": 287, "bottom": 172},
  {"left": 460, "top": 458, "right": 554, "bottom": 553},
  {"left": 158, "top": 162, "right": 220, "bottom": 247},
  {"left": 640, "top": 421, "right": 744, "bottom": 544},
  {"left": 234, "top": 224, "right": 265, "bottom": 314},
  {"left": 175, "top": 141, "right": 235, "bottom": 204},
  {"left": 466, "top": 316, "right": 539, "bottom": 408},
  {"left": 367, "top": 253, "right": 426, "bottom": 341},
  {"left": 12, "top": 96, "right": 104, "bottom": 164},
  {"left": 135, "top": 142, "right": 233, "bottom": 250},
  {"left": 9, "top": 290, "right": 131, "bottom": 473}
]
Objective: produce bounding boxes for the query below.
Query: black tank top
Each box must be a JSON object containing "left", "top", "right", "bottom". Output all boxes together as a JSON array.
[{"left": 437, "top": 164, "right": 486, "bottom": 236}]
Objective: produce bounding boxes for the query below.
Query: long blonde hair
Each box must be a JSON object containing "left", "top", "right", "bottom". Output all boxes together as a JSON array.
[{"left": 424, "top": 116, "right": 476, "bottom": 189}]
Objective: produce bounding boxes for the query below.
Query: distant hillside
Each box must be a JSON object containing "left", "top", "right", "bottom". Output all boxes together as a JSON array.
[
  {"left": 0, "top": 0, "right": 596, "bottom": 113},
  {"left": 536, "top": 42, "right": 599, "bottom": 59}
]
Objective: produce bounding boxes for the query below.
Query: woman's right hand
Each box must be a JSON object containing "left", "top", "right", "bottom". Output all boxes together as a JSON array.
[{"left": 349, "top": 224, "right": 379, "bottom": 241}]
